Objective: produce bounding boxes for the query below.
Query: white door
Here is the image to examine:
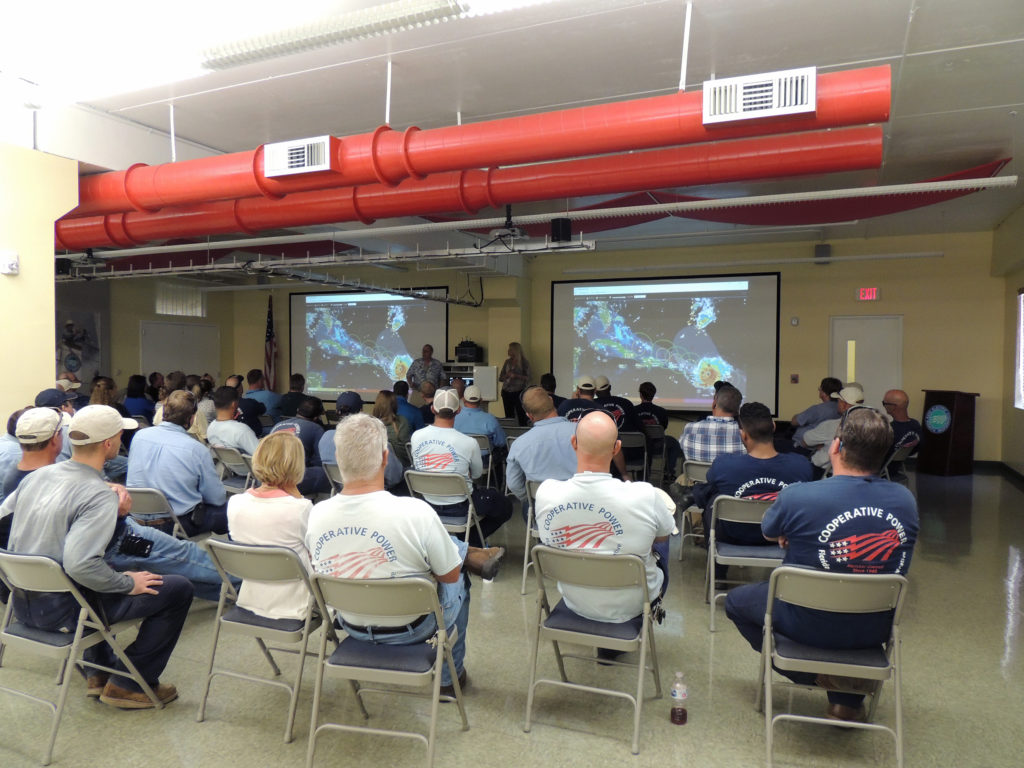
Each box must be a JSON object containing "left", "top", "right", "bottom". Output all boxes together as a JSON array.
[{"left": 828, "top": 316, "right": 902, "bottom": 409}]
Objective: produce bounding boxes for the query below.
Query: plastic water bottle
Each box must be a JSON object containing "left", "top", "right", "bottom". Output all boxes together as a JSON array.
[{"left": 670, "top": 671, "right": 688, "bottom": 725}]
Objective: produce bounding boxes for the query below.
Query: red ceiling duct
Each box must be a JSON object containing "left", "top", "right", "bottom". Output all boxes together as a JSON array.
[
  {"left": 65, "top": 66, "right": 891, "bottom": 218},
  {"left": 55, "top": 126, "right": 882, "bottom": 250}
]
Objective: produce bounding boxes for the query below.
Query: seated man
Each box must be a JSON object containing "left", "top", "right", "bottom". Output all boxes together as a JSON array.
[
  {"left": 801, "top": 385, "right": 864, "bottom": 476},
  {"left": 393, "top": 380, "right": 426, "bottom": 432},
  {"left": 556, "top": 375, "right": 600, "bottom": 423},
  {"left": 634, "top": 381, "right": 684, "bottom": 480},
  {"left": 1, "top": 405, "right": 192, "bottom": 708},
  {"left": 278, "top": 373, "right": 308, "bottom": 419},
  {"left": 506, "top": 386, "right": 577, "bottom": 513},
  {"left": 127, "top": 390, "right": 228, "bottom": 537},
  {"left": 207, "top": 385, "right": 260, "bottom": 456},
  {"left": 881, "top": 389, "right": 921, "bottom": 479},
  {"left": 680, "top": 383, "right": 745, "bottom": 463},
  {"left": 725, "top": 407, "right": 918, "bottom": 722},
  {"left": 305, "top": 413, "right": 504, "bottom": 696},
  {"left": 1, "top": 407, "right": 63, "bottom": 548},
  {"left": 411, "top": 388, "right": 512, "bottom": 543},
  {"left": 419, "top": 381, "right": 437, "bottom": 426},
  {"left": 225, "top": 373, "right": 266, "bottom": 436},
  {"left": 270, "top": 397, "right": 330, "bottom": 496},
  {"left": 535, "top": 411, "right": 674, "bottom": 634},
  {"left": 0, "top": 407, "right": 32, "bottom": 505},
  {"left": 244, "top": 368, "right": 282, "bottom": 422},
  {"left": 453, "top": 384, "right": 507, "bottom": 473},
  {"left": 540, "top": 372, "right": 565, "bottom": 410},
  {"left": 789, "top": 376, "right": 843, "bottom": 454}
]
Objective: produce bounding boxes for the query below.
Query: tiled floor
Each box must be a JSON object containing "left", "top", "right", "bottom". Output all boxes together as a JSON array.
[{"left": 1, "top": 468, "right": 1021, "bottom": 767}]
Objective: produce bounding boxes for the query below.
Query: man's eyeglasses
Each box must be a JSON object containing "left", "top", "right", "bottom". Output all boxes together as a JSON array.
[{"left": 835, "top": 404, "right": 877, "bottom": 448}]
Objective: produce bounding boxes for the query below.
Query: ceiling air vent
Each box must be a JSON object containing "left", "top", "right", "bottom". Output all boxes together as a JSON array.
[
  {"left": 263, "top": 135, "right": 338, "bottom": 177},
  {"left": 702, "top": 67, "right": 816, "bottom": 125}
]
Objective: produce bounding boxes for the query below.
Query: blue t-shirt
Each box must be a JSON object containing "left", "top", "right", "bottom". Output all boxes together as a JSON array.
[
  {"left": 761, "top": 474, "right": 918, "bottom": 648},
  {"left": 270, "top": 417, "right": 325, "bottom": 467}
]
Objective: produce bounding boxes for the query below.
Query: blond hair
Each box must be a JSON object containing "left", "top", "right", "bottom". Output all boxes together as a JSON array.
[{"left": 252, "top": 431, "right": 306, "bottom": 488}]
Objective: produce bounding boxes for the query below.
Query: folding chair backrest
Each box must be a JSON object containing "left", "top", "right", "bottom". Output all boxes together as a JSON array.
[
  {"left": 130, "top": 414, "right": 152, "bottom": 427},
  {"left": 405, "top": 470, "right": 470, "bottom": 501},
  {"left": 618, "top": 431, "right": 646, "bottom": 450},
  {"left": 880, "top": 444, "right": 916, "bottom": 478},
  {"left": 769, "top": 567, "right": 907, "bottom": 617},
  {"left": 323, "top": 462, "right": 344, "bottom": 491},
  {"left": 504, "top": 426, "right": 530, "bottom": 439},
  {"left": 210, "top": 445, "right": 253, "bottom": 477},
  {"left": 712, "top": 496, "right": 774, "bottom": 525},
  {"left": 128, "top": 487, "right": 174, "bottom": 516},
  {"left": 526, "top": 480, "right": 543, "bottom": 504},
  {"left": 0, "top": 552, "right": 76, "bottom": 594},
  {"left": 642, "top": 424, "right": 665, "bottom": 441},
  {"left": 532, "top": 545, "right": 646, "bottom": 592},
  {"left": 204, "top": 540, "right": 311, "bottom": 584},
  {"left": 313, "top": 574, "right": 440, "bottom": 621},
  {"left": 470, "top": 434, "right": 492, "bottom": 453},
  {"left": 683, "top": 460, "right": 711, "bottom": 485}
]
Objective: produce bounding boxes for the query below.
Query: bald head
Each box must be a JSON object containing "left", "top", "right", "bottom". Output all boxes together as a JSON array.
[
  {"left": 882, "top": 389, "right": 910, "bottom": 420},
  {"left": 572, "top": 411, "right": 620, "bottom": 471},
  {"left": 523, "top": 386, "right": 556, "bottom": 421}
]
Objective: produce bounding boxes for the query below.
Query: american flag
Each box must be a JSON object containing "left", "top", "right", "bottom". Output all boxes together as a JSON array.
[{"left": 264, "top": 296, "right": 277, "bottom": 391}]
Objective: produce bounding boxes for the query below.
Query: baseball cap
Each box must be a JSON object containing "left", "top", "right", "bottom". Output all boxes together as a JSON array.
[
  {"left": 594, "top": 375, "right": 610, "bottom": 391},
  {"left": 15, "top": 408, "right": 62, "bottom": 445},
  {"left": 832, "top": 385, "right": 865, "bottom": 405},
  {"left": 35, "top": 388, "right": 78, "bottom": 408},
  {"left": 576, "top": 375, "right": 595, "bottom": 391},
  {"left": 433, "top": 388, "right": 461, "bottom": 413},
  {"left": 464, "top": 385, "right": 482, "bottom": 403},
  {"left": 68, "top": 405, "right": 137, "bottom": 446},
  {"left": 56, "top": 377, "right": 81, "bottom": 391},
  {"left": 335, "top": 391, "right": 364, "bottom": 415}
]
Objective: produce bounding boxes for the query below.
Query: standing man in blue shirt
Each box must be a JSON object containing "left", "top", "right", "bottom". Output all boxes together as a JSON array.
[
  {"left": 244, "top": 368, "right": 282, "bottom": 422},
  {"left": 127, "top": 390, "right": 228, "bottom": 537}
]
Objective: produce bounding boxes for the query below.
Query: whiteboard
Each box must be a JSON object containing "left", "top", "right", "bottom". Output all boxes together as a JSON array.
[{"left": 140, "top": 321, "right": 221, "bottom": 380}]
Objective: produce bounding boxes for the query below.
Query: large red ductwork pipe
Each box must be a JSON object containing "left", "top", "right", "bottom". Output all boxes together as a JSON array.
[
  {"left": 56, "top": 126, "right": 882, "bottom": 250},
  {"left": 66, "top": 66, "right": 891, "bottom": 218}
]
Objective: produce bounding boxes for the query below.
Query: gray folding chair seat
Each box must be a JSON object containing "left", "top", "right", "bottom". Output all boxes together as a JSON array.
[
  {"left": 757, "top": 566, "right": 909, "bottom": 768},
  {"left": 197, "top": 540, "right": 324, "bottom": 743},
  {"left": 524, "top": 545, "right": 662, "bottom": 755},
  {"left": 0, "top": 552, "right": 164, "bottom": 766},
  {"left": 306, "top": 575, "right": 469, "bottom": 768}
]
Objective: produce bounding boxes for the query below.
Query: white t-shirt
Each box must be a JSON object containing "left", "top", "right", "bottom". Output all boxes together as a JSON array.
[
  {"left": 535, "top": 472, "right": 675, "bottom": 623},
  {"left": 207, "top": 418, "right": 260, "bottom": 456},
  {"left": 410, "top": 425, "right": 482, "bottom": 505},
  {"left": 226, "top": 490, "right": 313, "bottom": 620},
  {"left": 305, "top": 490, "right": 462, "bottom": 626}
]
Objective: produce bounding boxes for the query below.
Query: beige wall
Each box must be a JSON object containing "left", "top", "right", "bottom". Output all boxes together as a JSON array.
[
  {"left": 994, "top": 203, "right": 1024, "bottom": 473},
  {"left": 0, "top": 143, "right": 77, "bottom": 419}
]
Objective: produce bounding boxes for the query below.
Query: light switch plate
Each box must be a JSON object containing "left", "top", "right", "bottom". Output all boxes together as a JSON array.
[{"left": 0, "top": 249, "right": 19, "bottom": 275}]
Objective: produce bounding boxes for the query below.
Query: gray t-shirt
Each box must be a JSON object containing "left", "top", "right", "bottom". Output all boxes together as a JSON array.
[{"left": 1, "top": 460, "right": 133, "bottom": 593}]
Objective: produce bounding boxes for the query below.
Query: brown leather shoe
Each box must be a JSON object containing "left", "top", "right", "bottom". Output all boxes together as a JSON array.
[
  {"left": 464, "top": 546, "right": 505, "bottom": 580},
  {"left": 816, "top": 674, "right": 877, "bottom": 694},
  {"left": 86, "top": 673, "right": 109, "bottom": 698},
  {"left": 826, "top": 702, "right": 866, "bottom": 722},
  {"left": 99, "top": 681, "right": 178, "bottom": 709},
  {"left": 439, "top": 670, "right": 468, "bottom": 700}
]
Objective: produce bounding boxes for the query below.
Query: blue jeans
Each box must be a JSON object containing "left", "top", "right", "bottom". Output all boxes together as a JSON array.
[
  {"left": 107, "top": 517, "right": 235, "bottom": 601},
  {"left": 341, "top": 538, "right": 470, "bottom": 686}
]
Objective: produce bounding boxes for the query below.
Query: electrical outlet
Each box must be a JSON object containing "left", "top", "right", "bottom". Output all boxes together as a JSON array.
[{"left": 0, "top": 249, "right": 18, "bottom": 275}]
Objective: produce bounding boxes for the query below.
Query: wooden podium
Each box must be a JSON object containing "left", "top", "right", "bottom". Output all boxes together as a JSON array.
[{"left": 916, "top": 390, "right": 979, "bottom": 476}]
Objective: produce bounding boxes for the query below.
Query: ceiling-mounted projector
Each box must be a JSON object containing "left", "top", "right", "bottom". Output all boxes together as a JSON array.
[{"left": 488, "top": 226, "right": 526, "bottom": 239}]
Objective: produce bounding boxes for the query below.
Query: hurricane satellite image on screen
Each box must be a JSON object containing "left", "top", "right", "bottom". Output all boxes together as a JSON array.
[
  {"left": 305, "top": 303, "right": 415, "bottom": 389},
  {"left": 572, "top": 294, "right": 745, "bottom": 398}
]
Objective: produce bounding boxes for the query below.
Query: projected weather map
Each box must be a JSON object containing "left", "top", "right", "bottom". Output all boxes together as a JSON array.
[
  {"left": 553, "top": 275, "right": 779, "bottom": 411},
  {"left": 293, "top": 291, "right": 447, "bottom": 398}
]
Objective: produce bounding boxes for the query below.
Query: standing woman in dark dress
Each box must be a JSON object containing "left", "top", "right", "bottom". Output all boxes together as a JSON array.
[{"left": 499, "top": 342, "right": 531, "bottom": 426}]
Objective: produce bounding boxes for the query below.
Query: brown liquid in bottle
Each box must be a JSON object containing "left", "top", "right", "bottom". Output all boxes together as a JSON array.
[{"left": 671, "top": 705, "right": 687, "bottom": 725}]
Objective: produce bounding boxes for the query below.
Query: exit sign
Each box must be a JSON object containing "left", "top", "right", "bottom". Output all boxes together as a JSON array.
[{"left": 858, "top": 287, "right": 880, "bottom": 301}]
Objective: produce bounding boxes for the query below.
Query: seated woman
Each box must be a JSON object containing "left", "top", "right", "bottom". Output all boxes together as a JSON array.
[
  {"left": 122, "top": 374, "right": 156, "bottom": 423},
  {"left": 372, "top": 389, "right": 412, "bottom": 466},
  {"left": 226, "top": 431, "right": 313, "bottom": 620}
]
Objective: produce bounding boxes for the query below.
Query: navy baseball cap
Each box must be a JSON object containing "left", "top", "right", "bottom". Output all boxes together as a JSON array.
[
  {"left": 335, "top": 391, "right": 364, "bottom": 414},
  {"left": 35, "top": 388, "right": 77, "bottom": 408}
]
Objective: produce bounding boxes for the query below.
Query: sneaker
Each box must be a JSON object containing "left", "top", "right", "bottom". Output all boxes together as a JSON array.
[
  {"left": 464, "top": 546, "right": 505, "bottom": 581},
  {"left": 86, "top": 673, "right": 109, "bottom": 698},
  {"left": 439, "top": 670, "right": 467, "bottom": 700},
  {"left": 596, "top": 648, "right": 626, "bottom": 666},
  {"left": 826, "top": 702, "right": 866, "bottom": 722},
  {"left": 99, "top": 681, "right": 178, "bottom": 709},
  {"left": 667, "top": 483, "right": 695, "bottom": 510}
]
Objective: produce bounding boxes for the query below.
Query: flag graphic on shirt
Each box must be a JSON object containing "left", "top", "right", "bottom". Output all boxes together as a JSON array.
[
  {"left": 322, "top": 548, "right": 390, "bottom": 578},
  {"left": 420, "top": 452, "right": 454, "bottom": 470},
  {"left": 549, "top": 522, "right": 616, "bottom": 548},
  {"left": 264, "top": 296, "right": 277, "bottom": 391},
  {"left": 827, "top": 530, "right": 901, "bottom": 569},
  {"left": 744, "top": 491, "right": 781, "bottom": 501}
]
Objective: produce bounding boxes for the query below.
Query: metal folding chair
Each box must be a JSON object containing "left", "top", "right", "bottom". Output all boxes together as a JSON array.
[
  {"left": 468, "top": 434, "right": 494, "bottom": 488},
  {"left": 404, "top": 470, "right": 486, "bottom": 545},
  {"left": 706, "top": 496, "right": 781, "bottom": 631},
  {"left": 524, "top": 545, "right": 663, "bottom": 755},
  {"left": 197, "top": 540, "right": 324, "bottom": 743},
  {"left": 128, "top": 486, "right": 190, "bottom": 540},
  {"left": 757, "top": 566, "right": 909, "bottom": 768},
  {"left": 322, "top": 462, "right": 344, "bottom": 496},
  {"left": 519, "top": 480, "right": 543, "bottom": 595},
  {"left": 641, "top": 423, "right": 667, "bottom": 487},
  {"left": 880, "top": 444, "right": 916, "bottom": 484},
  {"left": 209, "top": 444, "right": 255, "bottom": 493},
  {"left": 0, "top": 552, "right": 164, "bottom": 765},
  {"left": 503, "top": 425, "right": 530, "bottom": 439},
  {"left": 676, "top": 460, "right": 711, "bottom": 561},
  {"left": 618, "top": 431, "right": 648, "bottom": 481},
  {"left": 306, "top": 575, "right": 469, "bottom": 768}
]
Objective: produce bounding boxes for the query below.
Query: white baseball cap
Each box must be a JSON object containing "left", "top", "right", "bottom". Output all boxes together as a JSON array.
[
  {"left": 464, "top": 385, "right": 482, "bottom": 403},
  {"left": 433, "top": 388, "right": 462, "bottom": 413},
  {"left": 832, "top": 385, "right": 865, "bottom": 405},
  {"left": 594, "top": 375, "right": 611, "bottom": 391},
  {"left": 68, "top": 405, "right": 138, "bottom": 446},
  {"left": 15, "top": 408, "right": 62, "bottom": 445}
]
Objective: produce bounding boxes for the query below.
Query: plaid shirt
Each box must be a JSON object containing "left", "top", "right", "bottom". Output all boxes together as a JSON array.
[{"left": 680, "top": 415, "right": 746, "bottom": 463}]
